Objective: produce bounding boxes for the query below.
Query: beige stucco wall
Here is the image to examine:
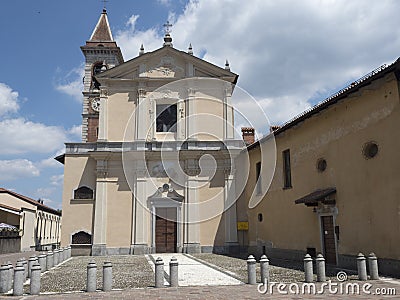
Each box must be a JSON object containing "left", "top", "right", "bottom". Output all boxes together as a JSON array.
[
  {"left": 0, "top": 193, "right": 36, "bottom": 211},
  {"left": 106, "top": 91, "right": 136, "bottom": 142},
  {"left": 105, "top": 160, "right": 133, "bottom": 248},
  {"left": 61, "top": 155, "right": 96, "bottom": 246},
  {"left": 21, "top": 209, "right": 36, "bottom": 251},
  {"left": 241, "top": 73, "right": 400, "bottom": 260},
  {"left": 198, "top": 173, "right": 225, "bottom": 246},
  {"left": 0, "top": 193, "right": 61, "bottom": 251}
]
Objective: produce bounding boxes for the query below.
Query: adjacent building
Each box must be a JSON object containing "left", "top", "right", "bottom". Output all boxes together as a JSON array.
[
  {"left": 238, "top": 60, "right": 400, "bottom": 276},
  {"left": 0, "top": 188, "right": 62, "bottom": 251}
]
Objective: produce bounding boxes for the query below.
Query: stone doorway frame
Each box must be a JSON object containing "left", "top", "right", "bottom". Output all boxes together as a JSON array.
[
  {"left": 317, "top": 206, "right": 338, "bottom": 265},
  {"left": 149, "top": 196, "right": 183, "bottom": 253}
]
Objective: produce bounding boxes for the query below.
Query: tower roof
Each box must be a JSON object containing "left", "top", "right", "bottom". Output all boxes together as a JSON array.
[
  {"left": 81, "top": 9, "right": 124, "bottom": 64},
  {"left": 89, "top": 9, "right": 114, "bottom": 42}
]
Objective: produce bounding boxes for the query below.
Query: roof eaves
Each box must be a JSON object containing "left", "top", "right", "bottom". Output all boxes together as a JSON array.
[
  {"left": 0, "top": 188, "right": 61, "bottom": 216},
  {"left": 248, "top": 58, "right": 399, "bottom": 150},
  {"left": 96, "top": 45, "right": 238, "bottom": 81}
]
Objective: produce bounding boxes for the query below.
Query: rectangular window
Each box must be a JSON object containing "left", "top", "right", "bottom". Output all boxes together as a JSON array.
[
  {"left": 156, "top": 104, "right": 177, "bottom": 132},
  {"left": 256, "top": 161, "right": 262, "bottom": 194},
  {"left": 283, "top": 149, "right": 292, "bottom": 188}
]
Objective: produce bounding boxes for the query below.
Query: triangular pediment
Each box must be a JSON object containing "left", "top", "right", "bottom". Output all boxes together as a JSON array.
[{"left": 95, "top": 46, "right": 238, "bottom": 84}]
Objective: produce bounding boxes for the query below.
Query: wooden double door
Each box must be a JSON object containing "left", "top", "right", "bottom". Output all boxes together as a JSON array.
[
  {"left": 321, "top": 215, "right": 337, "bottom": 264},
  {"left": 155, "top": 207, "right": 177, "bottom": 253}
]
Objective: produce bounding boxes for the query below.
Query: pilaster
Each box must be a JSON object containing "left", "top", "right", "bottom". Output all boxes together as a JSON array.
[
  {"left": 136, "top": 88, "right": 148, "bottom": 141},
  {"left": 224, "top": 85, "right": 235, "bottom": 140},
  {"left": 92, "top": 158, "right": 108, "bottom": 256},
  {"left": 187, "top": 88, "right": 196, "bottom": 140},
  {"left": 224, "top": 168, "right": 239, "bottom": 253},
  {"left": 97, "top": 87, "right": 108, "bottom": 141},
  {"left": 184, "top": 175, "right": 201, "bottom": 253},
  {"left": 130, "top": 162, "right": 150, "bottom": 254}
]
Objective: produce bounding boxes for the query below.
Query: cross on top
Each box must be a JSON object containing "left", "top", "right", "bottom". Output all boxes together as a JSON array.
[
  {"left": 102, "top": 0, "right": 108, "bottom": 9},
  {"left": 163, "top": 21, "right": 173, "bottom": 34}
]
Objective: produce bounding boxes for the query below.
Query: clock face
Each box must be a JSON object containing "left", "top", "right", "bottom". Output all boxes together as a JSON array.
[{"left": 91, "top": 98, "right": 100, "bottom": 112}]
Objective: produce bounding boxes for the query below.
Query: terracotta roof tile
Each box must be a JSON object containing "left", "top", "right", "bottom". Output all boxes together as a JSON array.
[{"left": 0, "top": 188, "right": 61, "bottom": 216}]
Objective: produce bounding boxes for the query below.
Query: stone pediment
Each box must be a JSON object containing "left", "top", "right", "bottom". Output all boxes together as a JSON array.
[
  {"left": 95, "top": 46, "right": 238, "bottom": 84},
  {"left": 145, "top": 55, "right": 184, "bottom": 78},
  {"left": 149, "top": 184, "right": 184, "bottom": 202}
]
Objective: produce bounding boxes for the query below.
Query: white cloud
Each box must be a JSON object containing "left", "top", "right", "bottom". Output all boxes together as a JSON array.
[
  {"left": 116, "top": 15, "right": 164, "bottom": 60},
  {"left": 68, "top": 125, "right": 82, "bottom": 140},
  {"left": 115, "top": 0, "right": 400, "bottom": 131},
  {"left": 50, "top": 174, "right": 64, "bottom": 186},
  {"left": 0, "top": 83, "right": 19, "bottom": 116},
  {"left": 38, "top": 149, "right": 65, "bottom": 169},
  {"left": 35, "top": 187, "right": 55, "bottom": 198},
  {"left": 127, "top": 15, "right": 139, "bottom": 29},
  {"left": 41, "top": 198, "right": 61, "bottom": 210},
  {"left": 54, "top": 64, "right": 84, "bottom": 102},
  {"left": 0, "top": 118, "right": 67, "bottom": 155},
  {"left": 157, "top": 0, "right": 171, "bottom": 6},
  {"left": 0, "top": 159, "right": 40, "bottom": 181}
]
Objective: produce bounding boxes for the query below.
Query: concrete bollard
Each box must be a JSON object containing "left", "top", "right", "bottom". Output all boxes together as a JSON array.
[
  {"left": 53, "top": 250, "right": 59, "bottom": 266},
  {"left": 260, "top": 255, "right": 269, "bottom": 284},
  {"left": 357, "top": 253, "right": 368, "bottom": 281},
  {"left": 13, "top": 265, "right": 25, "bottom": 296},
  {"left": 316, "top": 254, "right": 326, "bottom": 282},
  {"left": 46, "top": 251, "right": 54, "bottom": 270},
  {"left": 21, "top": 260, "right": 28, "bottom": 281},
  {"left": 58, "top": 249, "right": 63, "bottom": 263},
  {"left": 28, "top": 256, "right": 38, "bottom": 278},
  {"left": 0, "top": 264, "right": 9, "bottom": 293},
  {"left": 38, "top": 254, "right": 47, "bottom": 272},
  {"left": 155, "top": 257, "right": 164, "bottom": 288},
  {"left": 30, "top": 263, "right": 41, "bottom": 295},
  {"left": 368, "top": 253, "right": 379, "bottom": 280},
  {"left": 7, "top": 262, "right": 13, "bottom": 292},
  {"left": 169, "top": 257, "right": 178, "bottom": 287},
  {"left": 86, "top": 261, "right": 97, "bottom": 292},
  {"left": 102, "top": 262, "right": 112, "bottom": 292},
  {"left": 247, "top": 255, "right": 257, "bottom": 285},
  {"left": 304, "top": 254, "right": 313, "bottom": 283},
  {"left": 63, "top": 248, "right": 68, "bottom": 261}
]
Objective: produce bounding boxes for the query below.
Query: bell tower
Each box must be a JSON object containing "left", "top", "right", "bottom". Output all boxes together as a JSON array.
[{"left": 80, "top": 9, "right": 123, "bottom": 142}]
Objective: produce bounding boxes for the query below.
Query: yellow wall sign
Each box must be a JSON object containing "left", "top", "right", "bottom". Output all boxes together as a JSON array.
[{"left": 237, "top": 221, "right": 249, "bottom": 231}]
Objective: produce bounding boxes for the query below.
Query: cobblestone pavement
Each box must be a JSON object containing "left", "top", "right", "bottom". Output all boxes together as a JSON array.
[
  {"left": 0, "top": 251, "right": 41, "bottom": 266},
  {"left": 1, "top": 280, "right": 399, "bottom": 299},
  {"left": 37, "top": 255, "right": 154, "bottom": 293},
  {"left": 0, "top": 253, "right": 398, "bottom": 299}
]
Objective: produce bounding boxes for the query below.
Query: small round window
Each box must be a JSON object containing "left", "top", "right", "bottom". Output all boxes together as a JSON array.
[
  {"left": 363, "top": 142, "right": 379, "bottom": 159},
  {"left": 316, "top": 158, "right": 327, "bottom": 172},
  {"left": 258, "top": 213, "right": 263, "bottom": 222}
]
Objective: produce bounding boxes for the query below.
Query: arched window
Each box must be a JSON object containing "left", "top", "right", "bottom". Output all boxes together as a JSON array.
[
  {"left": 73, "top": 186, "right": 94, "bottom": 200},
  {"left": 72, "top": 231, "right": 92, "bottom": 244}
]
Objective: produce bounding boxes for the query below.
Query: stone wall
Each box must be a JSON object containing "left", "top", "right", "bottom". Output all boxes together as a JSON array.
[{"left": 0, "top": 235, "right": 21, "bottom": 254}]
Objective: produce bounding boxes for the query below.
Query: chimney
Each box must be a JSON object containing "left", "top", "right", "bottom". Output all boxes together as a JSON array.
[
  {"left": 241, "top": 127, "right": 255, "bottom": 145},
  {"left": 270, "top": 125, "right": 280, "bottom": 133}
]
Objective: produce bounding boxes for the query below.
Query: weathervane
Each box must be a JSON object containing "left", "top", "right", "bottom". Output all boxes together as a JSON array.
[
  {"left": 163, "top": 21, "right": 173, "bottom": 34},
  {"left": 102, "top": 0, "right": 108, "bottom": 10}
]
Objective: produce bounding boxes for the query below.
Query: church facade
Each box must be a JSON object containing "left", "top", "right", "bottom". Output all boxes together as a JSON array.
[{"left": 59, "top": 10, "right": 242, "bottom": 255}]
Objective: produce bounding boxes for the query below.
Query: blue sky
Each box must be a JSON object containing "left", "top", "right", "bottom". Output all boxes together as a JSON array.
[{"left": 1, "top": 0, "right": 400, "bottom": 210}]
